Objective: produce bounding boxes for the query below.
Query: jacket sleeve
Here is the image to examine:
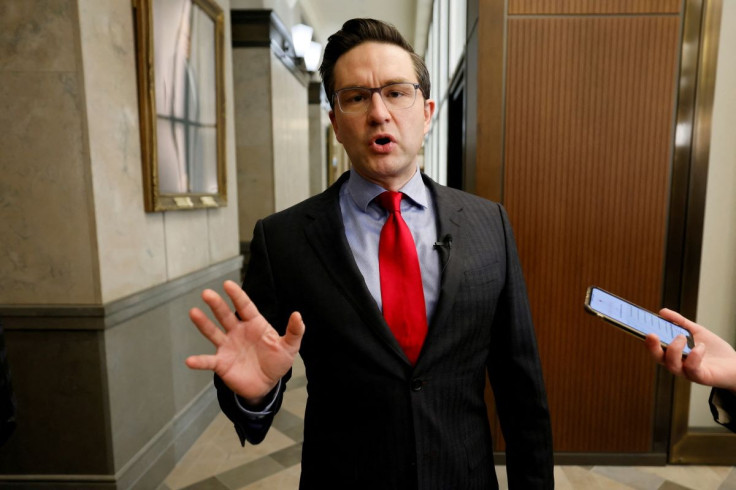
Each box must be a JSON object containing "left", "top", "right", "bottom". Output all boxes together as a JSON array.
[
  {"left": 213, "top": 219, "right": 292, "bottom": 445},
  {"left": 709, "top": 387, "right": 736, "bottom": 433},
  {"left": 486, "top": 204, "right": 554, "bottom": 489},
  {"left": 215, "top": 374, "right": 287, "bottom": 445}
]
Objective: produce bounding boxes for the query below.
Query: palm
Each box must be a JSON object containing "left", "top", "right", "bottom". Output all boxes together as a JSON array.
[{"left": 186, "top": 280, "right": 304, "bottom": 402}]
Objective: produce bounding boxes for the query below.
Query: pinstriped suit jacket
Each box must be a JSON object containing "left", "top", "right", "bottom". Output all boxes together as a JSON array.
[{"left": 216, "top": 172, "right": 554, "bottom": 489}]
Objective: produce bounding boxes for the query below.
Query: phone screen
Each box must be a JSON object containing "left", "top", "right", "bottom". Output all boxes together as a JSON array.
[{"left": 586, "top": 287, "right": 692, "bottom": 355}]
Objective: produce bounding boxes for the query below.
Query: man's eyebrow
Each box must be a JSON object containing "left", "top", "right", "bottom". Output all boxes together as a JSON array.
[
  {"left": 383, "top": 78, "right": 414, "bottom": 85},
  {"left": 336, "top": 78, "right": 416, "bottom": 90}
]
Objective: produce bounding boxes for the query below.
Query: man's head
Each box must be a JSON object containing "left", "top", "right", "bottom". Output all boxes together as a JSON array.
[
  {"left": 319, "top": 18, "right": 431, "bottom": 110},
  {"left": 319, "top": 19, "right": 435, "bottom": 191}
]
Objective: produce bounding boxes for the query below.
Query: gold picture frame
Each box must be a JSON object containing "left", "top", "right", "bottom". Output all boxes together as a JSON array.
[{"left": 133, "top": 0, "right": 226, "bottom": 211}]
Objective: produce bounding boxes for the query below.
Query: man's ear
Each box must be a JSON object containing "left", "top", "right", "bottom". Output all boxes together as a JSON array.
[
  {"left": 423, "top": 99, "right": 436, "bottom": 135},
  {"left": 329, "top": 110, "right": 342, "bottom": 143}
]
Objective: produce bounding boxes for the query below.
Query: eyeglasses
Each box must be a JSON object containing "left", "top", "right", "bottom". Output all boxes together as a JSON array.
[{"left": 333, "top": 82, "right": 421, "bottom": 114}]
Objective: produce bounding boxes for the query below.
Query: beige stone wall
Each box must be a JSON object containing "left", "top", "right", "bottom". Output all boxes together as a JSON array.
[
  {"left": 232, "top": 46, "right": 310, "bottom": 242},
  {"left": 271, "top": 50, "right": 310, "bottom": 212},
  {"left": 233, "top": 48, "right": 275, "bottom": 242},
  {"left": 309, "top": 102, "right": 329, "bottom": 195},
  {"left": 0, "top": 3, "right": 241, "bottom": 482},
  {"left": 0, "top": 0, "right": 240, "bottom": 306},
  {"left": 0, "top": 1, "right": 101, "bottom": 305}
]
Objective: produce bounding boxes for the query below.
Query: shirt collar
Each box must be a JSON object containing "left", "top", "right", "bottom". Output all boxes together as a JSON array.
[{"left": 345, "top": 167, "right": 429, "bottom": 212}]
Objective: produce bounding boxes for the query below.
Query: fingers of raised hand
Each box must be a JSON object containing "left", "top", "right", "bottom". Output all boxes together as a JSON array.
[
  {"left": 224, "top": 280, "right": 264, "bottom": 325},
  {"left": 283, "top": 312, "right": 305, "bottom": 352},
  {"left": 201, "top": 287, "right": 240, "bottom": 332},
  {"left": 185, "top": 354, "right": 218, "bottom": 371},
  {"left": 189, "top": 307, "right": 228, "bottom": 346}
]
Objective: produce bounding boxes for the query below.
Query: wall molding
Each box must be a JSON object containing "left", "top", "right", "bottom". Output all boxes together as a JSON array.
[{"left": 0, "top": 256, "right": 243, "bottom": 331}]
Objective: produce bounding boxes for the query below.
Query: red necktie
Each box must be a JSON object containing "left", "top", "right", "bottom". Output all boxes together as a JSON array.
[{"left": 377, "top": 191, "right": 427, "bottom": 365}]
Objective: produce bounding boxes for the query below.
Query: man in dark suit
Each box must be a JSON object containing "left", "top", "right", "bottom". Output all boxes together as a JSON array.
[
  {"left": 645, "top": 309, "right": 736, "bottom": 432},
  {"left": 187, "top": 18, "right": 553, "bottom": 489}
]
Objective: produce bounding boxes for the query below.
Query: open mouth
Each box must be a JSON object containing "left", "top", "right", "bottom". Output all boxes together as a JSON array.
[{"left": 376, "top": 137, "right": 391, "bottom": 146}]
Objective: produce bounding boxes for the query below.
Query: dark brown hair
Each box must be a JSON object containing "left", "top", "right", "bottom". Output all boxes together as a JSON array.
[{"left": 319, "top": 18, "right": 431, "bottom": 109}]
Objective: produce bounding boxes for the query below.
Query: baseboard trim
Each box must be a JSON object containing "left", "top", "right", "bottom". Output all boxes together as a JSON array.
[
  {"left": 670, "top": 430, "right": 736, "bottom": 465},
  {"left": 493, "top": 451, "right": 668, "bottom": 466},
  {"left": 0, "top": 385, "right": 219, "bottom": 489},
  {"left": 117, "top": 384, "right": 220, "bottom": 490}
]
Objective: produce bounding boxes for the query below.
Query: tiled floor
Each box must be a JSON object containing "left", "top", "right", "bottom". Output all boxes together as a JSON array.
[{"left": 159, "top": 356, "right": 736, "bottom": 490}]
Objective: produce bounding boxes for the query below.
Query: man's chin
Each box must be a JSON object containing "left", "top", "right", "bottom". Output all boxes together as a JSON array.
[{"left": 351, "top": 162, "right": 418, "bottom": 189}]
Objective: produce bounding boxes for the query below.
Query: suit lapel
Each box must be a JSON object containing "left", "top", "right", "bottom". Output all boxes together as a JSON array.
[
  {"left": 423, "top": 177, "right": 466, "bottom": 347},
  {"left": 302, "top": 175, "right": 408, "bottom": 363}
]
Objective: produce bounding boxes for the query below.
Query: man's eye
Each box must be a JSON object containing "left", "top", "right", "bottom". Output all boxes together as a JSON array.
[
  {"left": 384, "top": 85, "right": 413, "bottom": 99},
  {"left": 341, "top": 91, "right": 367, "bottom": 104}
]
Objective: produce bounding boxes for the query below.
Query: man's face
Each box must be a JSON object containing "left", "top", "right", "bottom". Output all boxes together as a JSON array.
[{"left": 329, "top": 42, "right": 435, "bottom": 191}]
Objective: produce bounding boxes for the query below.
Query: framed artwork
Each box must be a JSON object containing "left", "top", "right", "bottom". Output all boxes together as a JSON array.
[{"left": 134, "top": 0, "right": 226, "bottom": 211}]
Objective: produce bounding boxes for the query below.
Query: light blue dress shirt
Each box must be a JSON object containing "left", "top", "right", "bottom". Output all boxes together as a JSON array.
[{"left": 339, "top": 167, "right": 441, "bottom": 321}]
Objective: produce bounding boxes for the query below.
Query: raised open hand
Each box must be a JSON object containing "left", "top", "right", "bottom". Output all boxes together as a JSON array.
[
  {"left": 645, "top": 308, "right": 736, "bottom": 392},
  {"left": 185, "top": 280, "right": 305, "bottom": 404}
]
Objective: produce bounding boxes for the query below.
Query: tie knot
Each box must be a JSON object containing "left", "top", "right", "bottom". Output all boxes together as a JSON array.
[{"left": 377, "top": 191, "right": 403, "bottom": 213}]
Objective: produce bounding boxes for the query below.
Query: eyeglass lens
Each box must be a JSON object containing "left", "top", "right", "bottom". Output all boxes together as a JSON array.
[{"left": 336, "top": 83, "right": 417, "bottom": 113}]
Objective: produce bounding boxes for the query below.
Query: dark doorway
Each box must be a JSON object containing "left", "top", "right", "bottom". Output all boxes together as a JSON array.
[{"left": 446, "top": 73, "right": 466, "bottom": 190}]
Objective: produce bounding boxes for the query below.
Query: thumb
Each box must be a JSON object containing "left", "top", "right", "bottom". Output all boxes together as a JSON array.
[{"left": 283, "top": 311, "right": 305, "bottom": 351}]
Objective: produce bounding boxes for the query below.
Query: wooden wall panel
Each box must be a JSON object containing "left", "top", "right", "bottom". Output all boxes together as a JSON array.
[
  {"left": 503, "top": 16, "right": 680, "bottom": 451},
  {"left": 509, "top": 0, "right": 681, "bottom": 14}
]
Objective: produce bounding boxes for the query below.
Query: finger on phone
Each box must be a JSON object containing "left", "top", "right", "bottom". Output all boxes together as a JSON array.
[
  {"left": 663, "top": 335, "right": 686, "bottom": 372},
  {"left": 644, "top": 333, "right": 665, "bottom": 362}
]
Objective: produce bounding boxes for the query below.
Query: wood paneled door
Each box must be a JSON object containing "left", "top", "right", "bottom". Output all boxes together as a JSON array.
[{"left": 471, "top": 0, "right": 688, "bottom": 462}]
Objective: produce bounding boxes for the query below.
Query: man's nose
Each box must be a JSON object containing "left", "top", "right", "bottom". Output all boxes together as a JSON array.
[{"left": 366, "top": 92, "right": 390, "bottom": 120}]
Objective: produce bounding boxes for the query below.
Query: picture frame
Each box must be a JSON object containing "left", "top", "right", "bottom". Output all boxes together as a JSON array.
[{"left": 133, "top": 0, "right": 227, "bottom": 211}]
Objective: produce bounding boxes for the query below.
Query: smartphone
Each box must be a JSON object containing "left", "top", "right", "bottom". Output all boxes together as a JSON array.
[{"left": 584, "top": 286, "right": 694, "bottom": 355}]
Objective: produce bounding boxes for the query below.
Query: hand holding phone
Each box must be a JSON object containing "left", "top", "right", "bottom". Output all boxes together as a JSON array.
[{"left": 584, "top": 286, "right": 694, "bottom": 355}]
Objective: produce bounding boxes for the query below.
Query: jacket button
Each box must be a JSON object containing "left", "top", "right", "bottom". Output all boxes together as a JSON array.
[{"left": 411, "top": 379, "right": 424, "bottom": 391}]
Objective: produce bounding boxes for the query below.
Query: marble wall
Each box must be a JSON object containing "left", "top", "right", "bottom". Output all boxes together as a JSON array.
[
  {"left": 233, "top": 48, "right": 276, "bottom": 242},
  {"left": 0, "top": 0, "right": 100, "bottom": 305},
  {"left": 0, "top": 262, "right": 238, "bottom": 486},
  {"left": 232, "top": 43, "right": 310, "bottom": 242},
  {"left": 0, "top": 0, "right": 243, "bottom": 487},
  {"left": 271, "top": 51, "right": 310, "bottom": 212},
  {"left": 77, "top": 0, "right": 240, "bottom": 303},
  {"left": 0, "top": 0, "right": 240, "bottom": 306},
  {"left": 309, "top": 100, "right": 329, "bottom": 195}
]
